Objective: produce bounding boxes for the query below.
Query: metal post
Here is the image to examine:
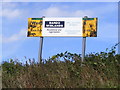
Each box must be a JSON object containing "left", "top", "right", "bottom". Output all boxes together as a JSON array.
[
  {"left": 38, "top": 16, "right": 45, "bottom": 64},
  {"left": 38, "top": 37, "right": 43, "bottom": 64},
  {"left": 81, "top": 16, "right": 88, "bottom": 63},
  {"left": 82, "top": 37, "right": 86, "bottom": 62}
]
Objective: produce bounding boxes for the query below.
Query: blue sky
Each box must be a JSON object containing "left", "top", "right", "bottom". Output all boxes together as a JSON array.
[{"left": 1, "top": 2, "right": 118, "bottom": 63}]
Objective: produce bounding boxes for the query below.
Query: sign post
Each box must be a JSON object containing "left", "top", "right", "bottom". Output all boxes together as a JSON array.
[
  {"left": 38, "top": 16, "right": 45, "bottom": 64},
  {"left": 81, "top": 16, "right": 88, "bottom": 64},
  {"left": 38, "top": 37, "right": 43, "bottom": 64},
  {"left": 82, "top": 37, "right": 86, "bottom": 63},
  {"left": 27, "top": 16, "right": 97, "bottom": 64}
]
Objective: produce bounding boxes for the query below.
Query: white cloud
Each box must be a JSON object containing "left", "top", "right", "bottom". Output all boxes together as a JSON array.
[
  {"left": 74, "top": 10, "right": 94, "bottom": 17},
  {"left": 2, "top": 2, "right": 17, "bottom": 9},
  {"left": 41, "top": 3, "right": 117, "bottom": 18},
  {"left": 2, "top": 29, "right": 27, "bottom": 43},
  {"left": 42, "top": 6, "right": 94, "bottom": 17},
  {"left": 1, "top": 9, "right": 21, "bottom": 18},
  {"left": 0, "top": 2, "right": 23, "bottom": 19}
]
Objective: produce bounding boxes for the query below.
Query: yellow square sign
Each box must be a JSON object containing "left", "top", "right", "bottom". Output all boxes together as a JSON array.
[
  {"left": 82, "top": 18, "right": 98, "bottom": 37},
  {"left": 27, "top": 18, "right": 43, "bottom": 37}
]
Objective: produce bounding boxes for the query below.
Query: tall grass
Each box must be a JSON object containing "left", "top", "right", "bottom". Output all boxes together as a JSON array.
[{"left": 2, "top": 44, "right": 120, "bottom": 88}]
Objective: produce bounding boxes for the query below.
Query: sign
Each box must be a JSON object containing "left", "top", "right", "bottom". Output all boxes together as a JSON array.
[
  {"left": 45, "top": 21, "right": 64, "bottom": 28},
  {"left": 27, "top": 18, "right": 43, "bottom": 37},
  {"left": 27, "top": 17, "right": 98, "bottom": 37},
  {"left": 82, "top": 18, "right": 97, "bottom": 37},
  {"left": 42, "top": 18, "right": 83, "bottom": 37}
]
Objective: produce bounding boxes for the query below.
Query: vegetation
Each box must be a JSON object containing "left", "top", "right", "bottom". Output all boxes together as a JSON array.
[{"left": 2, "top": 44, "right": 120, "bottom": 88}]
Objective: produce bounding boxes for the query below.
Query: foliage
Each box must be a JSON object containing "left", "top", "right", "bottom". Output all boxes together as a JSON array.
[{"left": 2, "top": 43, "right": 120, "bottom": 88}]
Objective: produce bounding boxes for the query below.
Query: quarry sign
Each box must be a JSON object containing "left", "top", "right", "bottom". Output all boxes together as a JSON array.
[
  {"left": 27, "top": 17, "right": 97, "bottom": 37},
  {"left": 27, "top": 16, "right": 98, "bottom": 63}
]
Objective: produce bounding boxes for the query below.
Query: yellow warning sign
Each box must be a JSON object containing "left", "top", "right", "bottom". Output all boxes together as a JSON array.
[
  {"left": 82, "top": 18, "right": 97, "bottom": 37},
  {"left": 27, "top": 18, "right": 43, "bottom": 37}
]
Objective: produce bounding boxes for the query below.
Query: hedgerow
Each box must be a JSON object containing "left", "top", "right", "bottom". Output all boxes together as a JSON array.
[{"left": 2, "top": 43, "right": 120, "bottom": 88}]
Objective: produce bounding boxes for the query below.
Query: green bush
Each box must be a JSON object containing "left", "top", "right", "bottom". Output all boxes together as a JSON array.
[{"left": 2, "top": 43, "right": 120, "bottom": 88}]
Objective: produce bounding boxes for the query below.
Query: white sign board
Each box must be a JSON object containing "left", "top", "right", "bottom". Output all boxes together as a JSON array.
[{"left": 42, "top": 18, "right": 83, "bottom": 37}]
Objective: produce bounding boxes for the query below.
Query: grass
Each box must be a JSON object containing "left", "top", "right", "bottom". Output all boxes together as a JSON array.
[{"left": 2, "top": 44, "right": 120, "bottom": 88}]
